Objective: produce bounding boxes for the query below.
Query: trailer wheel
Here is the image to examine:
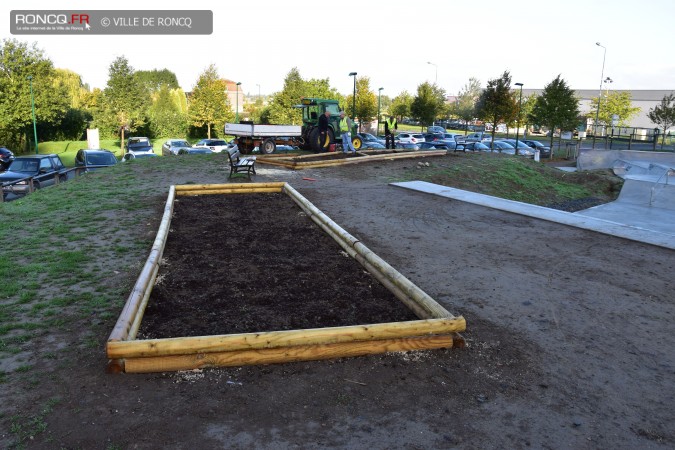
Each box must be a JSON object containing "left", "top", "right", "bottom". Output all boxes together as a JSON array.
[
  {"left": 352, "top": 136, "right": 363, "bottom": 150},
  {"left": 260, "top": 138, "right": 276, "bottom": 154}
]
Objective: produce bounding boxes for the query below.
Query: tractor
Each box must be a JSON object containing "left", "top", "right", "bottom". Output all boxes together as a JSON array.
[{"left": 298, "top": 98, "right": 363, "bottom": 152}]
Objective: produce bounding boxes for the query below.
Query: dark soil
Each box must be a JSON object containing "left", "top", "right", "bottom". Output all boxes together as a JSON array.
[{"left": 139, "top": 193, "right": 417, "bottom": 339}]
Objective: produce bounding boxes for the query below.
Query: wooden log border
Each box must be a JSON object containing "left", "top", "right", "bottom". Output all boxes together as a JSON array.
[
  {"left": 256, "top": 150, "right": 448, "bottom": 170},
  {"left": 106, "top": 182, "right": 465, "bottom": 373}
]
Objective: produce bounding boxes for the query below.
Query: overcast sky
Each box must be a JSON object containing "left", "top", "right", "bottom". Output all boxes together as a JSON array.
[{"left": 3, "top": 0, "right": 675, "bottom": 98}]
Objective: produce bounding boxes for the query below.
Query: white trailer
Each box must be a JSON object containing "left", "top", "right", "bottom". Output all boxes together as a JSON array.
[{"left": 225, "top": 122, "right": 303, "bottom": 154}]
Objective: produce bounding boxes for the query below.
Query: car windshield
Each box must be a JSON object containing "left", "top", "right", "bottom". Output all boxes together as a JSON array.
[
  {"left": 86, "top": 153, "right": 117, "bottom": 165},
  {"left": 8, "top": 159, "right": 38, "bottom": 172},
  {"left": 172, "top": 140, "right": 190, "bottom": 147}
]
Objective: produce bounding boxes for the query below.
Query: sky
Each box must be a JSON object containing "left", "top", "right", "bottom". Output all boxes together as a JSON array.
[{"left": 3, "top": 0, "right": 675, "bottom": 98}]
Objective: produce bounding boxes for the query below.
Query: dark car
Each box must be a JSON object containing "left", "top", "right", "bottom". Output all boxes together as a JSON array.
[
  {"left": 74, "top": 149, "right": 118, "bottom": 171},
  {"left": 521, "top": 139, "right": 552, "bottom": 158},
  {"left": 461, "top": 142, "right": 491, "bottom": 152},
  {"left": 420, "top": 142, "right": 449, "bottom": 150},
  {"left": 0, "top": 154, "right": 66, "bottom": 198},
  {"left": 178, "top": 147, "right": 213, "bottom": 155},
  {"left": 423, "top": 132, "right": 446, "bottom": 143},
  {"left": 126, "top": 137, "right": 153, "bottom": 155},
  {"left": 0, "top": 147, "right": 15, "bottom": 170}
]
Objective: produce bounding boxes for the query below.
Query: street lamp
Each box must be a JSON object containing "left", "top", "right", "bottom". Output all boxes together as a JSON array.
[
  {"left": 377, "top": 87, "right": 384, "bottom": 136},
  {"left": 235, "top": 81, "right": 241, "bottom": 123},
  {"left": 349, "top": 72, "right": 357, "bottom": 121},
  {"left": 593, "top": 42, "right": 607, "bottom": 149},
  {"left": 27, "top": 75, "right": 38, "bottom": 154},
  {"left": 427, "top": 61, "right": 437, "bottom": 84},
  {"left": 514, "top": 82, "right": 524, "bottom": 155}
]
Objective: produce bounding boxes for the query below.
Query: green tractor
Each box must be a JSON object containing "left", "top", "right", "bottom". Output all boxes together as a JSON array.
[{"left": 298, "top": 98, "right": 363, "bottom": 152}]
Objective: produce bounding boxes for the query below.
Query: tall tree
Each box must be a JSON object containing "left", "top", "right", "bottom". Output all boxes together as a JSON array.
[
  {"left": 149, "top": 86, "right": 188, "bottom": 138},
  {"left": 188, "top": 64, "right": 233, "bottom": 139},
  {"left": 410, "top": 82, "right": 446, "bottom": 128},
  {"left": 587, "top": 91, "right": 641, "bottom": 127},
  {"left": 261, "top": 68, "right": 341, "bottom": 125},
  {"left": 475, "top": 71, "right": 518, "bottom": 150},
  {"left": 454, "top": 77, "right": 481, "bottom": 135},
  {"left": 529, "top": 75, "right": 580, "bottom": 149},
  {"left": 135, "top": 69, "right": 180, "bottom": 91},
  {"left": 647, "top": 92, "right": 675, "bottom": 148},
  {"left": 0, "top": 39, "right": 69, "bottom": 150},
  {"left": 345, "top": 76, "right": 377, "bottom": 131},
  {"left": 389, "top": 91, "right": 412, "bottom": 122},
  {"left": 102, "top": 56, "right": 148, "bottom": 151}
]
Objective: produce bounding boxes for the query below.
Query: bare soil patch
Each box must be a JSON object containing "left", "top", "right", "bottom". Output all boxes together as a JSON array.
[{"left": 140, "top": 193, "right": 417, "bottom": 339}]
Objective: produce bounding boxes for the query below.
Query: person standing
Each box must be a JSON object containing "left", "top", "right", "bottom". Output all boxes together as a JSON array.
[
  {"left": 318, "top": 109, "right": 331, "bottom": 151},
  {"left": 385, "top": 115, "right": 397, "bottom": 149},
  {"left": 339, "top": 111, "right": 356, "bottom": 154}
]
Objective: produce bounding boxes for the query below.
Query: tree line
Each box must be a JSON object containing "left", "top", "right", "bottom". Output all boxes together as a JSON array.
[{"left": 1, "top": 38, "right": 673, "bottom": 153}]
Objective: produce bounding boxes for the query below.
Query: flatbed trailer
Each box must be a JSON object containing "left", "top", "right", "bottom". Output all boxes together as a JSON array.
[{"left": 225, "top": 122, "right": 303, "bottom": 154}]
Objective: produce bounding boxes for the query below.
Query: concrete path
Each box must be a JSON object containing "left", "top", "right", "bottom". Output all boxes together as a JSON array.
[{"left": 391, "top": 180, "right": 675, "bottom": 250}]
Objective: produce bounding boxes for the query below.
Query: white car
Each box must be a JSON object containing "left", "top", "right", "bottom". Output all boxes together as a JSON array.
[
  {"left": 162, "top": 139, "right": 192, "bottom": 156},
  {"left": 396, "top": 133, "right": 426, "bottom": 144},
  {"left": 193, "top": 139, "right": 232, "bottom": 153}
]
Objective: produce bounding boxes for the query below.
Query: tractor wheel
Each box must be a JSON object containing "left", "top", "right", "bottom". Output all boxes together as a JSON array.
[
  {"left": 260, "top": 138, "right": 276, "bottom": 154},
  {"left": 352, "top": 136, "right": 362, "bottom": 150},
  {"left": 309, "top": 128, "right": 334, "bottom": 152}
]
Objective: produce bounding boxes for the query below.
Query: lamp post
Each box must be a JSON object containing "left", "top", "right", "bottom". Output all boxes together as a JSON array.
[
  {"left": 235, "top": 81, "right": 241, "bottom": 123},
  {"left": 427, "top": 61, "right": 437, "bottom": 84},
  {"left": 349, "top": 72, "right": 357, "bottom": 122},
  {"left": 27, "top": 75, "right": 38, "bottom": 154},
  {"left": 514, "top": 82, "right": 524, "bottom": 155},
  {"left": 592, "top": 42, "right": 607, "bottom": 149},
  {"left": 377, "top": 87, "right": 383, "bottom": 136}
]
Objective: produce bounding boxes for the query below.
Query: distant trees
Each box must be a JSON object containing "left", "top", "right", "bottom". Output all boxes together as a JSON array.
[
  {"left": 188, "top": 64, "right": 233, "bottom": 139},
  {"left": 0, "top": 39, "right": 70, "bottom": 149},
  {"left": 453, "top": 77, "right": 481, "bottom": 134},
  {"left": 260, "top": 68, "right": 341, "bottom": 125},
  {"left": 648, "top": 93, "right": 675, "bottom": 147},
  {"left": 588, "top": 91, "right": 641, "bottom": 127},
  {"left": 410, "top": 82, "right": 446, "bottom": 127},
  {"left": 346, "top": 76, "right": 377, "bottom": 130},
  {"left": 530, "top": 75, "right": 580, "bottom": 148},
  {"left": 389, "top": 91, "right": 412, "bottom": 122},
  {"left": 476, "top": 71, "right": 518, "bottom": 149}
]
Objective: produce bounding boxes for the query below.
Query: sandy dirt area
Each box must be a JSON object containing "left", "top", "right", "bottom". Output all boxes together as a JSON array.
[{"left": 2, "top": 154, "right": 673, "bottom": 449}]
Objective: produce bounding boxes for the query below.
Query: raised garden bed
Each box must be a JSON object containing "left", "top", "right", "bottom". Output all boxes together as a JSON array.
[
  {"left": 257, "top": 149, "right": 448, "bottom": 169},
  {"left": 106, "top": 182, "right": 465, "bottom": 373}
]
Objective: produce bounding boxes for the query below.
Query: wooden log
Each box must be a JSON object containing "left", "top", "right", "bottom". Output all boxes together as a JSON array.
[
  {"left": 107, "top": 317, "right": 465, "bottom": 359},
  {"left": 107, "top": 186, "right": 175, "bottom": 343},
  {"left": 176, "top": 188, "right": 283, "bottom": 196},
  {"left": 127, "top": 262, "right": 159, "bottom": 340},
  {"left": 284, "top": 184, "right": 453, "bottom": 319},
  {"left": 174, "top": 182, "right": 285, "bottom": 191},
  {"left": 123, "top": 335, "right": 454, "bottom": 373}
]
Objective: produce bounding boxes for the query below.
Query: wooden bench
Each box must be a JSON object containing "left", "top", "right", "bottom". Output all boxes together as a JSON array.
[{"left": 227, "top": 152, "right": 256, "bottom": 179}]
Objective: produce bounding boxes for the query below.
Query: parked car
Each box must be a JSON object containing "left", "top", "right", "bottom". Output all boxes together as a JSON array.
[
  {"left": 126, "top": 137, "right": 153, "bottom": 155},
  {"left": 357, "top": 132, "right": 385, "bottom": 146},
  {"left": 74, "top": 149, "right": 118, "bottom": 172},
  {"left": 193, "top": 139, "right": 240, "bottom": 159},
  {"left": 121, "top": 153, "right": 158, "bottom": 162},
  {"left": 162, "top": 139, "right": 192, "bottom": 156},
  {"left": 0, "top": 147, "right": 15, "bottom": 170},
  {"left": 460, "top": 142, "right": 490, "bottom": 152},
  {"left": 397, "top": 133, "right": 425, "bottom": 144},
  {"left": 396, "top": 142, "right": 421, "bottom": 150},
  {"left": 0, "top": 154, "right": 66, "bottom": 198},
  {"left": 420, "top": 142, "right": 449, "bottom": 150},
  {"left": 427, "top": 125, "right": 446, "bottom": 134},
  {"left": 498, "top": 140, "right": 535, "bottom": 157},
  {"left": 423, "top": 132, "right": 446, "bottom": 143},
  {"left": 521, "top": 139, "right": 552, "bottom": 158},
  {"left": 486, "top": 140, "right": 517, "bottom": 153},
  {"left": 363, "top": 141, "right": 386, "bottom": 149},
  {"left": 178, "top": 147, "right": 213, "bottom": 155}
]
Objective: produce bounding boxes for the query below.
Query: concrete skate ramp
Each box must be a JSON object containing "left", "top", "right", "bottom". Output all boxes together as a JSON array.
[
  {"left": 578, "top": 149, "right": 675, "bottom": 171},
  {"left": 391, "top": 181, "right": 675, "bottom": 250}
]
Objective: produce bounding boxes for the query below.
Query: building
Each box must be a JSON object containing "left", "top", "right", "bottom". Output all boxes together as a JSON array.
[{"left": 224, "top": 80, "right": 244, "bottom": 118}]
